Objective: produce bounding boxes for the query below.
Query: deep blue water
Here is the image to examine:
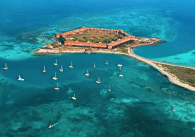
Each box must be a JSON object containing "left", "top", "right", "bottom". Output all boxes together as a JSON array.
[{"left": 1, "top": 0, "right": 195, "bottom": 136}]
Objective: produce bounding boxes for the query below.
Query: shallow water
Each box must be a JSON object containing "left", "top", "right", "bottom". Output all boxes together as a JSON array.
[
  {"left": 0, "top": 54, "right": 195, "bottom": 137},
  {"left": 1, "top": 0, "right": 195, "bottom": 136}
]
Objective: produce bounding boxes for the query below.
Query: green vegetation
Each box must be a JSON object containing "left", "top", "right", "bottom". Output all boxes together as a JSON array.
[
  {"left": 53, "top": 45, "right": 61, "bottom": 48},
  {"left": 139, "top": 41, "right": 144, "bottom": 44},
  {"left": 159, "top": 64, "right": 195, "bottom": 87},
  {"left": 118, "top": 44, "right": 128, "bottom": 53},
  {"left": 67, "top": 32, "right": 117, "bottom": 43},
  {"left": 51, "top": 42, "right": 61, "bottom": 48},
  {"left": 51, "top": 42, "right": 57, "bottom": 46},
  {"left": 41, "top": 46, "right": 51, "bottom": 49}
]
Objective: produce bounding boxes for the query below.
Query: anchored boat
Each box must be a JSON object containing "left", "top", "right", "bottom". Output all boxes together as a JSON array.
[
  {"left": 85, "top": 70, "right": 89, "bottom": 76},
  {"left": 119, "top": 74, "right": 123, "bottom": 77},
  {"left": 43, "top": 66, "right": 46, "bottom": 73},
  {"left": 105, "top": 60, "right": 109, "bottom": 65},
  {"left": 70, "top": 94, "right": 76, "bottom": 100},
  {"left": 18, "top": 75, "right": 24, "bottom": 81},
  {"left": 59, "top": 65, "right": 63, "bottom": 72},
  {"left": 54, "top": 59, "right": 58, "bottom": 66},
  {"left": 117, "top": 64, "right": 122, "bottom": 67},
  {"left": 69, "top": 61, "right": 73, "bottom": 68},
  {"left": 52, "top": 72, "right": 58, "bottom": 80},
  {"left": 2, "top": 63, "right": 8, "bottom": 70},
  {"left": 108, "top": 86, "right": 111, "bottom": 91},
  {"left": 54, "top": 83, "right": 59, "bottom": 90},
  {"left": 96, "top": 77, "right": 101, "bottom": 84}
]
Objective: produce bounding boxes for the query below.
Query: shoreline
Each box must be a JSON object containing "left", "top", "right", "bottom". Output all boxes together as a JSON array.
[
  {"left": 95, "top": 48, "right": 195, "bottom": 91},
  {"left": 34, "top": 37, "right": 195, "bottom": 91},
  {"left": 35, "top": 48, "right": 195, "bottom": 91},
  {"left": 128, "top": 48, "right": 195, "bottom": 91}
]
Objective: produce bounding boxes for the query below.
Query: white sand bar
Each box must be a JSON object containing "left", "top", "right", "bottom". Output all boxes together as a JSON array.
[{"left": 128, "top": 48, "right": 195, "bottom": 91}]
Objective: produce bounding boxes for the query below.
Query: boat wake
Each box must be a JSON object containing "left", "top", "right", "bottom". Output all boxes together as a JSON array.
[{"left": 48, "top": 120, "right": 63, "bottom": 128}]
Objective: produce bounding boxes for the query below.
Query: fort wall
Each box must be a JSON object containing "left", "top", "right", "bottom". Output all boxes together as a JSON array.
[
  {"left": 108, "top": 36, "right": 135, "bottom": 49},
  {"left": 64, "top": 41, "right": 107, "bottom": 48},
  {"left": 56, "top": 27, "right": 135, "bottom": 49}
]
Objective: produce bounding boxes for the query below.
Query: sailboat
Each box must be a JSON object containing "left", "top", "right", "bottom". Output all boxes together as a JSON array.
[
  {"left": 85, "top": 70, "right": 89, "bottom": 76},
  {"left": 70, "top": 94, "right": 76, "bottom": 100},
  {"left": 54, "top": 59, "right": 58, "bottom": 66},
  {"left": 69, "top": 61, "right": 73, "bottom": 68},
  {"left": 119, "top": 74, "right": 123, "bottom": 77},
  {"left": 108, "top": 86, "right": 111, "bottom": 91},
  {"left": 117, "top": 64, "right": 122, "bottom": 67},
  {"left": 59, "top": 65, "right": 63, "bottom": 72},
  {"left": 18, "top": 75, "right": 24, "bottom": 81},
  {"left": 2, "top": 63, "right": 8, "bottom": 70},
  {"left": 52, "top": 72, "right": 58, "bottom": 80},
  {"left": 96, "top": 77, "right": 101, "bottom": 84},
  {"left": 94, "top": 63, "right": 96, "bottom": 68},
  {"left": 43, "top": 66, "right": 46, "bottom": 73},
  {"left": 105, "top": 60, "right": 109, "bottom": 65},
  {"left": 54, "top": 83, "right": 60, "bottom": 90}
]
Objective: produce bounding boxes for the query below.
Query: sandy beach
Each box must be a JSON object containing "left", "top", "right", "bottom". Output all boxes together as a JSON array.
[
  {"left": 34, "top": 45, "right": 195, "bottom": 91},
  {"left": 128, "top": 48, "right": 195, "bottom": 91},
  {"left": 91, "top": 48, "right": 195, "bottom": 91}
]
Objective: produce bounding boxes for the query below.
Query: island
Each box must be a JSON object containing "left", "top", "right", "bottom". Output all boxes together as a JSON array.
[{"left": 34, "top": 26, "right": 195, "bottom": 91}]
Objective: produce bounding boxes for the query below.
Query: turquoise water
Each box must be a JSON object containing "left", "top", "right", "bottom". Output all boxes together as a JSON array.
[
  {"left": 1, "top": 0, "right": 195, "bottom": 136},
  {"left": 1, "top": 53, "right": 195, "bottom": 136}
]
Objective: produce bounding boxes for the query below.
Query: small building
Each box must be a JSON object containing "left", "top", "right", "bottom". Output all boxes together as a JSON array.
[{"left": 143, "top": 38, "right": 151, "bottom": 43}]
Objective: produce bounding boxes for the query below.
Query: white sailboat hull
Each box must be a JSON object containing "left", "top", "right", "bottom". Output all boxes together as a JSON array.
[
  {"left": 96, "top": 81, "right": 101, "bottom": 83},
  {"left": 72, "top": 97, "right": 76, "bottom": 100},
  {"left": 52, "top": 77, "right": 58, "bottom": 80},
  {"left": 119, "top": 74, "right": 123, "bottom": 77},
  {"left": 59, "top": 69, "right": 63, "bottom": 72},
  {"left": 85, "top": 74, "right": 89, "bottom": 76},
  {"left": 117, "top": 64, "right": 122, "bottom": 67},
  {"left": 54, "top": 87, "right": 59, "bottom": 90},
  {"left": 69, "top": 66, "right": 73, "bottom": 68},
  {"left": 18, "top": 78, "right": 24, "bottom": 81}
]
